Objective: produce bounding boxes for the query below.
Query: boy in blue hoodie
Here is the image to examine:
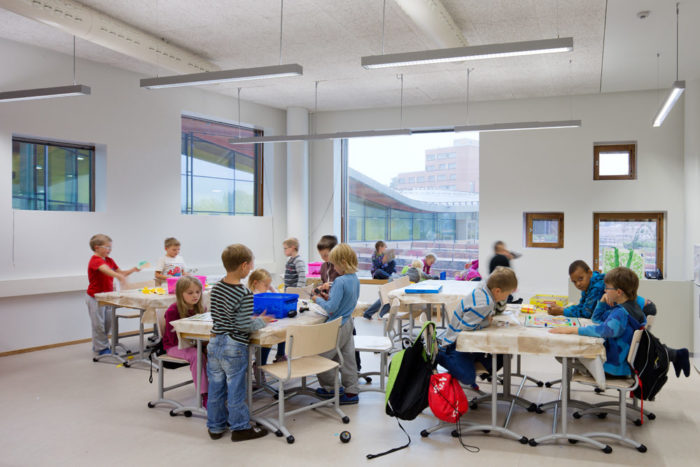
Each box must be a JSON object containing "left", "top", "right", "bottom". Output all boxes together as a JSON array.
[{"left": 548, "top": 260, "right": 605, "bottom": 319}]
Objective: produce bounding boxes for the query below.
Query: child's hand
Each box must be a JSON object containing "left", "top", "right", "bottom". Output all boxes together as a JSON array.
[
  {"left": 602, "top": 294, "right": 613, "bottom": 306},
  {"left": 319, "top": 282, "right": 331, "bottom": 292},
  {"left": 257, "top": 311, "right": 275, "bottom": 324},
  {"left": 549, "top": 327, "right": 577, "bottom": 334},
  {"left": 547, "top": 305, "right": 563, "bottom": 316}
]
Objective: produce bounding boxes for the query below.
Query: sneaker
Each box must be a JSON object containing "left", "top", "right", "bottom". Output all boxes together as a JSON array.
[
  {"left": 231, "top": 425, "right": 268, "bottom": 442},
  {"left": 98, "top": 348, "right": 112, "bottom": 356},
  {"left": 339, "top": 393, "right": 359, "bottom": 405},
  {"left": 315, "top": 387, "right": 344, "bottom": 399},
  {"left": 208, "top": 429, "right": 225, "bottom": 440}
]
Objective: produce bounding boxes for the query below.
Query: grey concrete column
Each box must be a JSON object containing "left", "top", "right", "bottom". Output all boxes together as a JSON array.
[{"left": 286, "top": 107, "right": 309, "bottom": 262}]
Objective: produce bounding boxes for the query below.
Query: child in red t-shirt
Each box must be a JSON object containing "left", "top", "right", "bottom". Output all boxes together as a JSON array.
[{"left": 86, "top": 234, "right": 137, "bottom": 356}]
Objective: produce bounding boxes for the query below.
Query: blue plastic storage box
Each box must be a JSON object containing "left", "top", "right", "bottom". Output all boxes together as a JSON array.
[{"left": 253, "top": 293, "right": 299, "bottom": 319}]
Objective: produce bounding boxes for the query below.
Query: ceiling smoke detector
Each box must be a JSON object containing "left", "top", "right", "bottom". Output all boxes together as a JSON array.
[{"left": 637, "top": 10, "right": 651, "bottom": 20}]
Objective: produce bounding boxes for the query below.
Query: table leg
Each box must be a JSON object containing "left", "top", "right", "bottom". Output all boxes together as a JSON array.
[
  {"left": 248, "top": 343, "right": 279, "bottom": 435},
  {"left": 529, "top": 357, "right": 612, "bottom": 452}
]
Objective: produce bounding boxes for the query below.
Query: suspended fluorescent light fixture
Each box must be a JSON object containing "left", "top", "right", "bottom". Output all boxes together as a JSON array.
[
  {"left": 0, "top": 37, "right": 90, "bottom": 103},
  {"left": 455, "top": 120, "right": 581, "bottom": 132},
  {"left": 140, "top": 64, "right": 303, "bottom": 89},
  {"left": 228, "top": 128, "right": 411, "bottom": 144},
  {"left": 0, "top": 84, "right": 91, "bottom": 102},
  {"left": 653, "top": 3, "right": 684, "bottom": 127},
  {"left": 653, "top": 80, "right": 685, "bottom": 127},
  {"left": 361, "top": 37, "right": 573, "bottom": 69}
]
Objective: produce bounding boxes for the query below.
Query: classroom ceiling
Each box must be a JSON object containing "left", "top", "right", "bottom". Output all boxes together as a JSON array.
[{"left": 0, "top": 0, "right": 699, "bottom": 112}]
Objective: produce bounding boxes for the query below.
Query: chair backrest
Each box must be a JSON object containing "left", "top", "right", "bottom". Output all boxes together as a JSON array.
[
  {"left": 645, "top": 314, "right": 655, "bottom": 331},
  {"left": 286, "top": 286, "right": 311, "bottom": 300},
  {"left": 285, "top": 318, "right": 341, "bottom": 359},
  {"left": 378, "top": 275, "right": 410, "bottom": 305},
  {"left": 627, "top": 329, "right": 644, "bottom": 366}
]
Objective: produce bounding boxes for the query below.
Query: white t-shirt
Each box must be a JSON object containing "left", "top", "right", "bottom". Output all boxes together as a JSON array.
[{"left": 156, "top": 255, "right": 186, "bottom": 279}]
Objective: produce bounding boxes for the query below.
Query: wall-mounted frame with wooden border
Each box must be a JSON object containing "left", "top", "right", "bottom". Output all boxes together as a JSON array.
[
  {"left": 594, "top": 142, "right": 636, "bottom": 180},
  {"left": 525, "top": 212, "right": 564, "bottom": 248},
  {"left": 593, "top": 212, "right": 664, "bottom": 276}
]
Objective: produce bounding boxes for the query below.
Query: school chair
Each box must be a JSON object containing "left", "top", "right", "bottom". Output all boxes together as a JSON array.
[
  {"left": 260, "top": 319, "right": 350, "bottom": 444},
  {"left": 147, "top": 310, "right": 195, "bottom": 416},
  {"left": 570, "top": 329, "right": 647, "bottom": 452},
  {"left": 354, "top": 322, "right": 395, "bottom": 392},
  {"left": 375, "top": 276, "right": 411, "bottom": 346}
]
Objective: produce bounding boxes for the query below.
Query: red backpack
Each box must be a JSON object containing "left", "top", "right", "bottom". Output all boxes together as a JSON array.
[{"left": 428, "top": 373, "right": 468, "bottom": 423}]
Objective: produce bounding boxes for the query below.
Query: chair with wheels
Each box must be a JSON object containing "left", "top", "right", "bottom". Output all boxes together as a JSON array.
[{"left": 261, "top": 319, "right": 350, "bottom": 444}]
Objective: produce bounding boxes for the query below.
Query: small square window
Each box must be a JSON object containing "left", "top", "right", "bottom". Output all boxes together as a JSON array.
[
  {"left": 594, "top": 143, "right": 636, "bottom": 180},
  {"left": 525, "top": 212, "right": 564, "bottom": 248}
]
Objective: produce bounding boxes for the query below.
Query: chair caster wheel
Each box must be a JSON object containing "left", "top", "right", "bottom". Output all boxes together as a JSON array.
[
  {"left": 184, "top": 411, "right": 192, "bottom": 417},
  {"left": 123, "top": 362, "right": 130, "bottom": 368},
  {"left": 169, "top": 410, "right": 177, "bottom": 417},
  {"left": 469, "top": 403, "right": 478, "bottom": 410},
  {"left": 147, "top": 402, "right": 155, "bottom": 408},
  {"left": 637, "top": 444, "right": 647, "bottom": 453},
  {"left": 597, "top": 413, "right": 607, "bottom": 419},
  {"left": 420, "top": 430, "right": 429, "bottom": 438},
  {"left": 286, "top": 435, "right": 295, "bottom": 444},
  {"left": 544, "top": 382, "right": 553, "bottom": 388},
  {"left": 342, "top": 416, "right": 350, "bottom": 424},
  {"left": 536, "top": 381, "right": 544, "bottom": 387},
  {"left": 634, "top": 419, "right": 642, "bottom": 426},
  {"left": 482, "top": 430, "right": 490, "bottom": 434},
  {"left": 92, "top": 358, "right": 99, "bottom": 362},
  {"left": 451, "top": 430, "right": 458, "bottom": 438},
  {"left": 573, "top": 412, "right": 582, "bottom": 419},
  {"left": 568, "top": 439, "right": 579, "bottom": 444},
  {"left": 528, "top": 439, "right": 538, "bottom": 446},
  {"left": 602, "top": 445, "right": 612, "bottom": 454},
  {"left": 402, "top": 338, "right": 411, "bottom": 349},
  {"left": 594, "top": 388, "right": 604, "bottom": 394},
  {"left": 519, "top": 436, "right": 529, "bottom": 444},
  {"left": 647, "top": 413, "right": 656, "bottom": 420},
  {"left": 364, "top": 376, "right": 373, "bottom": 384},
  {"left": 275, "top": 430, "right": 283, "bottom": 437},
  {"left": 535, "top": 407, "right": 544, "bottom": 414},
  {"left": 527, "top": 403, "right": 538, "bottom": 412}
]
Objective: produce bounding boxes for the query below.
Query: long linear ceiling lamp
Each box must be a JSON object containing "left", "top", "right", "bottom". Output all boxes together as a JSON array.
[
  {"left": 141, "top": 0, "right": 301, "bottom": 89},
  {"left": 361, "top": 37, "right": 574, "bottom": 69},
  {"left": 0, "top": 37, "right": 90, "bottom": 102},
  {"left": 455, "top": 120, "right": 581, "bottom": 132},
  {"left": 653, "top": 3, "right": 684, "bottom": 127},
  {"left": 228, "top": 128, "right": 411, "bottom": 144}
]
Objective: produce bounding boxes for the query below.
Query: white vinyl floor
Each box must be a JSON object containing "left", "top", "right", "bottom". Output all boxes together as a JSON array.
[{"left": 1, "top": 318, "right": 698, "bottom": 467}]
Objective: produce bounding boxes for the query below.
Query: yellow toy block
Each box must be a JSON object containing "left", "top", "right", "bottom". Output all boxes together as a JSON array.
[{"left": 529, "top": 294, "right": 568, "bottom": 311}]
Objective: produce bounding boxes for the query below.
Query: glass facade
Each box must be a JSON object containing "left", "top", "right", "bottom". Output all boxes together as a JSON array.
[
  {"left": 12, "top": 138, "right": 94, "bottom": 211},
  {"left": 181, "top": 116, "right": 261, "bottom": 215}
]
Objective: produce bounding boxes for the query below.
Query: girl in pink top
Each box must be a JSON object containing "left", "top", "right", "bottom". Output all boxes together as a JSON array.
[{"left": 163, "top": 276, "right": 208, "bottom": 405}]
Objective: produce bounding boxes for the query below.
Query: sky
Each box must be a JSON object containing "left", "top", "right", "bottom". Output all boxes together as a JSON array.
[{"left": 348, "top": 131, "right": 479, "bottom": 186}]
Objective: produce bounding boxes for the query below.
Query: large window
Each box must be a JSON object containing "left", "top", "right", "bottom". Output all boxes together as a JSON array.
[
  {"left": 181, "top": 116, "right": 262, "bottom": 215},
  {"left": 12, "top": 137, "right": 94, "bottom": 211},
  {"left": 593, "top": 212, "right": 664, "bottom": 276},
  {"left": 344, "top": 133, "right": 480, "bottom": 277}
]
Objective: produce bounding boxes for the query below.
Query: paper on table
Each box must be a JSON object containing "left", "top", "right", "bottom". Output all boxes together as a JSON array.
[{"left": 309, "top": 302, "right": 328, "bottom": 316}]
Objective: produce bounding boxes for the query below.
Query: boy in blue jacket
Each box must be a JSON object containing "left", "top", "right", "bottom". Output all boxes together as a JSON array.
[{"left": 548, "top": 260, "right": 605, "bottom": 319}]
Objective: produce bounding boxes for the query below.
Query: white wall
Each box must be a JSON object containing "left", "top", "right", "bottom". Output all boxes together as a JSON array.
[{"left": 0, "top": 38, "right": 289, "bottom": 352}]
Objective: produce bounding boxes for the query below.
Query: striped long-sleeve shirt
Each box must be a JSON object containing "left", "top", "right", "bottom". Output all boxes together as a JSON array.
[
  {"left": 284, "top": 255, "right": 306, "bottom": 289},
  {"left": 210, "top": 281, "right": 265, "bottom": 345},
  {"left": 440, "top": 284, "right": 495, "bottom": 347}
]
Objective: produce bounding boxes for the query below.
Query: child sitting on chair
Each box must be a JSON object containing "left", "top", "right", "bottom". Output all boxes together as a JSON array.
[
  {"left": 311, "top": 244, "right": 360, "bottom": 405},
  {"left": 163, "top": 276, "right": 208, "bottom": 406},
  {"left": 455, "top": 259, "right": 481, "bottom": 281},
  {"left": 371, "top": 241, "right": 396, "bottom": 279},
  {"left": 436, "top": 266, "right": 517, "bottom": 386},
  {"left": 548, "top": 260, "right": 605, "bottom": 318}
]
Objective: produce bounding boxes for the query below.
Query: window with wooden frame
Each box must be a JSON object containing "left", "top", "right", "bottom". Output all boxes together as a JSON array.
[
  {"left": 594, "top": 143, "right": 636, "bottom": 180},
  {"left": 525, "top": 212, "right": 564, "bottom": 248},
  {"left": 593, "top": 212, "right": 664, "bottom": 277}
]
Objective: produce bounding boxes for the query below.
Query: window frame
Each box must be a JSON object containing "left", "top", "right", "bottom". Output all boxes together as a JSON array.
[
  {"left": 12, "top": 136, "right": 96, "bottom": 212},
  {"left": 525, "top": 212, "right": 564, "bottom": 248},
  {"left": 593, "top": 212, "right": 664, "bottom": 275},
  {"left": 594, "top": 143, "right": 636, "bottom": 180}
]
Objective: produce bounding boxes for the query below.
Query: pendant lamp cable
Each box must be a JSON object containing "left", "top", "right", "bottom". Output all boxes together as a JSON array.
[
  {"left": 382, "top": 0, "right": 387, "bottom": 54},
  {"left": 73, "top": 36, "right": 76, "bottom": 85},
  {"left": 279, "top": 0, "right": 284, "bottom": 65},
  {"left": 397, "top": 73, "right": 404, "bottom": 128}
]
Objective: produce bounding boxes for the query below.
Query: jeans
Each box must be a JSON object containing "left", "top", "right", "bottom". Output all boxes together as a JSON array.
[
  {"left": 437, "top": 344, "right": 496, "bottom": 386},
  {"left": 206, "top": 335, "right": 250, "bottom": 432},
  {"left": 362, "top": 299, "right": 390, "bottom": 319},
  {"left": 260, "top": 343, "right": 286, "bottom": 364}
]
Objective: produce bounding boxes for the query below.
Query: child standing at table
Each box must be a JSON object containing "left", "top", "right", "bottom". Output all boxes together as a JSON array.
[
  {"left": 371, "top": 241, "right": 396, "bottom": 279},
  {"left": 86, "top": 234, "right": 138, "bottom": 356},
  {"left": 311, "top": 243, "right": 360, "bottom": 405},
  {"left": 248, "top": 269, "right": 285, "bottom": 364},
  {"left": 207, "top": 244, "right": 273, "bottom": 441},
  {"left": 283, "top": 237, "right": 306, "bottom": 290},
  {"left": 163, "top": 276, "right": 208, "bottom": 406},
  {"left": 436, "top": 266, "right": 517, "bottom": 386},
  {"left": 155, "top": 237, "right": 187, "bottom": 286}
]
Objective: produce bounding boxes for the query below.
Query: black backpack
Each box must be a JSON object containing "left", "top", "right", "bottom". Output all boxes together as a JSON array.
[{"left": 631, "top": 328, "right": 669, "bottom": 401}]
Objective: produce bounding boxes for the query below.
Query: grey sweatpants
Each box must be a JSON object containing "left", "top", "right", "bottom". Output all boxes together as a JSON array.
[
  {"left": 86, "top": 294, "right": 112, "bottom": 353},
  {"left": 317, "top": 318, "right": 359, "bottom": 394}
]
